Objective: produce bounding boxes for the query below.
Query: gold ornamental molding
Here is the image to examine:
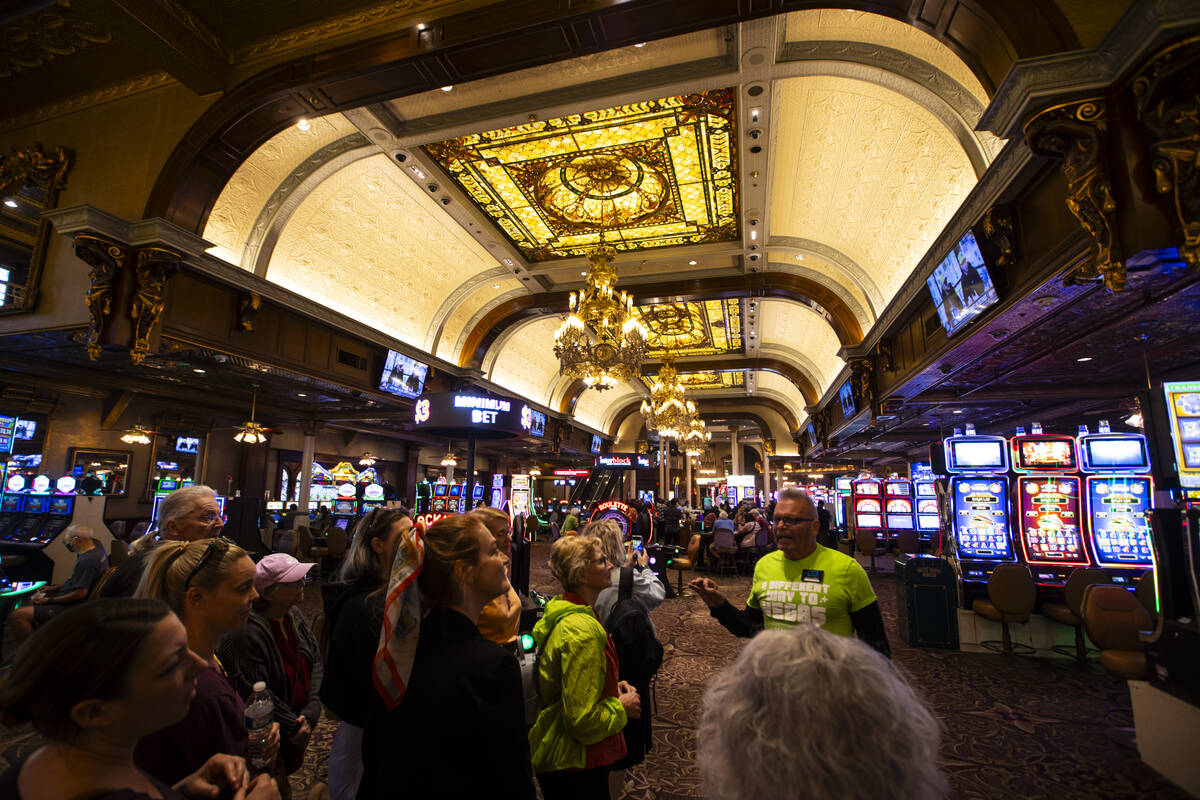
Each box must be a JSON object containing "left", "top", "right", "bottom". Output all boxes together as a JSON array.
[
  {"left": 0, "top": 143, "right": 72, "bottom": 197},
  {"left": 0, "top": 2, "right": 111, "bottom": 79},
  {"left": 1132, "top": 35, "right": 1200, "bottom": 273},
  {"left": 1024, "top": 98, "right": 1126, "bottom": 291},
  {"left": 72, "top": 234, "right": 125, "bottom": 361},
  {"left": 130, "top": 246, "right": 182, "bottom": 365}
]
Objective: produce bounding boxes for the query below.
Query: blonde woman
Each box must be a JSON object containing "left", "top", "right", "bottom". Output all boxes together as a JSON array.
[
  {"left": 530, "top": 535, "right": 640, "bottom": 800},
  {"left": 134, "top": 538, "right": 280, "bottom": 787},
  {"left": 470, "top": 506, "right": 523, "bottom": 647}
]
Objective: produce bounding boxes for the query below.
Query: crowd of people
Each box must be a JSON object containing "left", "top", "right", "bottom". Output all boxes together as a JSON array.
[{"left": 0, "top": 485, "right": 946, "bottom": 799}]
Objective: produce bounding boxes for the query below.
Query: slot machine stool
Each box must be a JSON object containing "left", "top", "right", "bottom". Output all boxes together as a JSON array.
[
  {"left": 971, "top": 563, "right": 1036, "bottom": 655},
  {"left": 1043, "top": 568, "right": 1111, "bottom": 662},
  {"left": 1081, "top": 584, "right": 1152, "bottom": 681}
]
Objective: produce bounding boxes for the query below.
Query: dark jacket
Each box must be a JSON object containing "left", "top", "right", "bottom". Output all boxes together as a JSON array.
[
  {"left": 358, "top": 607, "right": 534, "bottom": 799},
  {"left": 217, "top": 607, "right": 323, "bottom": 739},
  {"left": 662, "top": 504, "right": 682, "bottom": 534},
  {"left": 319, "top": 578, "right": 384, "bottom": 727}
]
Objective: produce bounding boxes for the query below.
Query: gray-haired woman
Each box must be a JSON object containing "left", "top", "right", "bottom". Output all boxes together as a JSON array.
[{"left": 698, "top": 625, "right": 946, "bottom": 800}]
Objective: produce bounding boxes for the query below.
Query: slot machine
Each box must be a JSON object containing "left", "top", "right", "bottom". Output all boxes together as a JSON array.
[
  {"left": 448, "top": 483, "right": 464, "bottom": 513},
  {"left": 149, "top": 477, "right": 180, "bottom": 527},
  {"left": 834, "top": 477, "right": 853, "bottom": 530},
  {"left": 415, "top": 480, "right": 432, "bottom": 514},
  {"left": 265, "top": 501, "right": 284, "bottom": 524},
  {"left": 471, "top": 483, "right": 485, "bottom": 507},
  {"left": 0, "top": 475, "right": 112, "bottom": 584},
  {"left": 490, "top": 473, "right": 506, "bottom": 509},
  {"left": 510, "top": 474, "right": 531, "bottom": 521},
  {"left": 432, "top": 482, "right": 449, "bottom": 512},
  {"left": 883, "top": 477, "right": 916, "bottom": 542},
  {"left": 851, "top": 478, "right": 884, "bottom": 539},
  {"left": 0, "top": 486, "right": 23, "bottom": 537},
  {"left": 360, "top": 483, "right": 386, "bottom": 515},
  {"left": 331, "top": 498, "right": 358, "bottom": 531},
  {"left": 914, "top": 479, "right": 939, "bottom": 540},
  {"left": 1077, "top": 421, "right": 1155, "bottom": 585},
  {"left": 1010, "top": 424, "right": 1091, "bottom": 586},
  {"left": 943, "top": 427, "right": 1018, "bottom": 589}
]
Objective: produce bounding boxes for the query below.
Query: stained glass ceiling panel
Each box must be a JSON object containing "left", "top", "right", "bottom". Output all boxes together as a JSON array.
[
  {"left": 423, "top": 88, "right": 739, "bottom": 261},
  {"left": 642, "top": 370, "right": 746, "bottom": 391},
  {"left": 637, "top": 299, "right": 743, "bottom": 358}
]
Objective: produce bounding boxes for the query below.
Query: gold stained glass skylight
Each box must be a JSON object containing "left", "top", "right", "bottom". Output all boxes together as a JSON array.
[
  {"left": 423, "top": 88, "right": 739, "bottom": 261},
  {"left": 637, "top": 299, "right": 743, "bottom": 358},
  {"left": 643, "top": 370, "right": 745, "bottom": 391}
]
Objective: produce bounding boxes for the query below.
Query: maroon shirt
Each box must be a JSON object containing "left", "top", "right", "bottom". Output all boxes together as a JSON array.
[
  {"left": 269, "top": 616, "right": 312, "bottom": 713},
  {"left": 134, "top": 664, "right": 248, "bottom": 786}
]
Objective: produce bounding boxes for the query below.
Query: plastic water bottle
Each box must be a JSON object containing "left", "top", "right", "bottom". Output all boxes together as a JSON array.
[{"left": 245, "top": 681, "right": 274, "bottom": 771}]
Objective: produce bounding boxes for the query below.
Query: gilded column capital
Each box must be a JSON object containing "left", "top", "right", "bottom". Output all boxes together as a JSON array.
[
  {"left": 0, "top": 143, "right": 73, "bottom": 196},
  {"left": 72, "top": 234, "right": 124, "bottom": 360},
  {"left": 1132, "top": 35, "right": 1200, "bottom": 273},
  {"left": 1024, "top": 98, "right": 1125, "bottom": 291}
]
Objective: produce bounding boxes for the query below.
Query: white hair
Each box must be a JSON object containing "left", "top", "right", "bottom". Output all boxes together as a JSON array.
[
  {"left": 698, "top": 626, "right": 946, "bottom": 800},
  {"left": 158, "top": 485, "right": 218, "bottom": 534}
]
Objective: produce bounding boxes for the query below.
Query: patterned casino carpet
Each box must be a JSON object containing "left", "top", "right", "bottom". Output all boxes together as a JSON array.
[{"left": 0, "top": 541, "right": 1192, "bottom": 799}]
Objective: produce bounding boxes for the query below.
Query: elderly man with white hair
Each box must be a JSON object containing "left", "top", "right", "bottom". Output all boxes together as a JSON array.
[
  {"left": 698, "top": 625, "right": 946, "bottom": 800},
  {"left": 98, "top": 484, "right": 224, "bottom": 598},
  {"left": 8, "top": 524, "right": 109, "bottom": 643},
  {"left": 690, "top": 487, "right": 890, "bottom": 656}
]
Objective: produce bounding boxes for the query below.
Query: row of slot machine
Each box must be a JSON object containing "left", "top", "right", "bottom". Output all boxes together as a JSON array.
[
  {"left": 941, "top": 422, "right": 1154, "bottom": 589},
  {"left": 0, "top": 473, "right": 113, "bottom": 584},
  {"left": 264, "top": 482, "right": 386, "bottom": 531},
  {"left": 848, "top": 475, "right": 940, "bottom": 541}
]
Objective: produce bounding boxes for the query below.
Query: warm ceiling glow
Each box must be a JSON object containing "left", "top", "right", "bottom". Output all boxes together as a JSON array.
[
  {"left": 120, "top": 425, "right": 152, "bottom": 445},
  {"left": 296, "top": 119, "right": 311, "bottom": 131}
]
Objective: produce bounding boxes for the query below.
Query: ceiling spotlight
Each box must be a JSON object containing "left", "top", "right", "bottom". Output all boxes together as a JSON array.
[
  {"left": 120, "top": 425, "right": 153, "bottom": 445},
  {"left": 633, "top": 42, "right": 646, "bottom": 48},
  {"left": 192, "top": 368, "right": 206, "bottom": 374},
  {"left": 3, "top": 199, "right": 17, "bottom": 208},
  {"left": 296, "top": 119, "right": 311, "bottom": 131},
  {"left": 689, "top": 260, "right": 697, "bottom": 265},
  {"left": 440, "top": 85, "right": 454, "bottom": 92},
  {"left": 952, "top": 409, "right": 963, "bottom": 414},
  {"left": 580, "top": 271, "right": 587, "bottom": 276},
  {"left": 795, "top": 254, "right": 804, "bottom": 261},
  {"left": 1076, "top": 356, "right": 1093, "bottom": 362},
  {"left": 492, "top": 284, "right": 500, "bottom": 289},
  {"left": 1124, "top": 412, "right": 1143, "bottom": 429},
  {"left": 297, "top": 393, "right": 307, "bottom": 397}
]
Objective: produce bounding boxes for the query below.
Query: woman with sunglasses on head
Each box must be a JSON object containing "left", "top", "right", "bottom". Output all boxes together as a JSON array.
[
  {"left": 357, "top": 514, "right": 534, "bottom": 799},
  {"left": 0, "top": 598, "right": 279, "bottom": 800},
  {"left": 318, "top": 507, "right": 411, "bottom": 800},
  {"left": 219, "top": 554, "right": 322, "bottom": 797},
  {"left": 134, "top": 538, "right": 282, "bottom": 788}
]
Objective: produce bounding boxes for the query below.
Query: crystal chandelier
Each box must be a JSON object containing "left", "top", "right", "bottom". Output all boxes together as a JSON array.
[
  {"left": 555, "top": 238, "right": 647, "bottom": 391},
  {"left": 640, "top": 357, "right": 695, "bottom": 439},
  {"left": 683, "top": 415, "right": 711, "bottom": 457}
]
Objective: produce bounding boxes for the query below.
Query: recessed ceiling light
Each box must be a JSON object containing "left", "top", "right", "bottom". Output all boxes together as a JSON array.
[
  {"left": 795, "top": 254, "right": 804, "bottom": 261},
  {"left": 952, "top": 409, "right": 963, "bottom": 414},
  {"left": 192, "top": 368, "right": 206, "bottom": 374},
  {"left": 1076, "top": 356, "right": 1093, "bottom": 362},
  {"left": 440, "top": 85, "right": 453, "bottom": 92},
  {"left": 580, "top": 271, "right": 587, "bottom": 276},
  {"left": 296, "top": 119, "right": 310, "bottom": 131},
  {"left": 492, "top": 283, "right": 500, "bottom": 289},
  {"left": 3, "top": 199, "right": 17, "bottom": 208},
  {"left": 633, "top": 42, "right": 646, "bottom": 48},
  {"left": 297, "top": 393, "right": 307, "bottom": 397}
]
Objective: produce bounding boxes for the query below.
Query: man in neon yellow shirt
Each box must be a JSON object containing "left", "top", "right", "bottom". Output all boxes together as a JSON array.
[{"left": 690, "top": 488, "right": 889, "bottom": 656}]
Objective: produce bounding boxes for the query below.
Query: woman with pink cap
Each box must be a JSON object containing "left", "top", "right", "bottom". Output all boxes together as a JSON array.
[{"left": 219, "top": 553, "right": 323, "bottom": 796}]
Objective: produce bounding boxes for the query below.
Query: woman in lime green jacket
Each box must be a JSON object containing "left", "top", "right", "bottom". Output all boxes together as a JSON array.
[{"left": 529, "top": 535, "right": 641, "bottom": 799}]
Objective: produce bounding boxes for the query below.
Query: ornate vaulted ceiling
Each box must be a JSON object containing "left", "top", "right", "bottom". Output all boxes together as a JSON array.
[
  {"left": 638, "top": 299, "right": 743, "bottom": 358},
  {"left": 423, "top": 88, "right": 739, "bottom": 261},
  {"left": 642, "top": 370, "right": 746, "bottom": 392}
]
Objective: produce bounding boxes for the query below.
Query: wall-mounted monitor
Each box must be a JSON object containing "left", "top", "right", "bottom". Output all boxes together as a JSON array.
[
  {"left": 520, "top": 405, "right": 546, "bottom": 437},
  {"left": 838, "top": 382, "right": 855, "bottom": 419},
  {"left": 379, "top": 350, "right": 428, "bottom": 399},
  {"left": 926, "top": 228, "right": 1000, "bottom": 337},
  {"left": 175, "top": 436, "right": 200, "bottom": 454},
  {"left": 590, "top": 435, "right": 602, "bottom": 454},
  {"left": 13, "top": 419, "right": 36, "bottom": 440},
  {"left": 7, "top": 453, "right": 42, "bottom": 468}
]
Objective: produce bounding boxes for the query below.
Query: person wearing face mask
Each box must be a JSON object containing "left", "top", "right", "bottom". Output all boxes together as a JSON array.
[
  {"left": 219, "top": 554, "right": 323, "bottom": 796},
  {"left": 133, "top": 538, "right": 282, "bottom": 787},
  {"left": 7, "top": 524, "right": 108, "bottom": 644},
  {"left": 100, "top": 485, "right": 226, "bottom": 599},
  {"left": 0, "top": 598, "right": 279, "bottom": 800},
  {"left": 358, "top": 515, "right": 534, "bottom": 799}
]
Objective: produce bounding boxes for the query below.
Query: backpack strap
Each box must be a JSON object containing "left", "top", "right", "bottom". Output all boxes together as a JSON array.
[{"left": 620, "top": 565, "right": 634, "bottom": 602}]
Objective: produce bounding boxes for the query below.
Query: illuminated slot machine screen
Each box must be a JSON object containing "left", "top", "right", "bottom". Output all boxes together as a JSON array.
[
  {"left": 448, "top": 485, "right": 462, "bottom": 498},
  {"left": 1017, "top": 476, "right": 1089, "bottom": 564},
  {"left": 1, "top": 494, "right": 22, "bottom": 513},
  {"left": 1012, "top": 435, "right": 1077, "bottom": 473},
  {"left": 472, "top": 485, "right": 484, "bottom": 501},
  {"left": 1079, "top": 434, "right": 1150, "bottom": 473},
  {"left": 333, "top": 499, "right": 357, "bottom": 516},
  {"left": 946, "top": 438, "right": 1008, "bottom": 472},
  {"left": 47, "top": 496, "right": 73, "bottom": 515},
  {"left": 916, "top": 497, "right": 940, "bottom": 531},
  {"left": 952, "top": 478, "right": 1013, "bottom": 559},
  {"left": 835, "top": 477, "right": 853, "bottom": 493},
  {"left": 885, "top": 498, "right": 914, "bottom": 529},
  {"left": 885, "top": 481, "right": 911, "bottom": 496},
  {"left": 433, "top": 484, "right": 448, "bottom": 498},
  {"left": 854, "top": 498, "right": 882, "bottom": 530},
  {"left": 1086, "top": 476, "right": 1153, "bottom": 566}
]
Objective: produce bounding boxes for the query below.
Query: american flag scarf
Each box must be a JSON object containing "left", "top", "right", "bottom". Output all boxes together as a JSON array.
[{"left": 372, "top": 520, "right": 424, "bottom": 709}]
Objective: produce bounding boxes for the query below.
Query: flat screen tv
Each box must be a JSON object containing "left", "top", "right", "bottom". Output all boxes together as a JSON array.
[
  {"left": 590, "top": 435, "right": 602, "bottom": 454},
  {"left": 175, "top": 436, "right": 200, "bottom": 454},
  {"left": 8, "top": 453, "right": 42, "bottom": 468},
  {"left": 838, "top": 382, "right": 855, "bottom": 418},
  {"left": 379, "top": 350, "right": 428, "bottom": 399},
  {"left": 13, "top": 419, "right": 36, "bottom": 440},
  {"left": 926, "top": 229, "right": 1000, "bottom": 337}
]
